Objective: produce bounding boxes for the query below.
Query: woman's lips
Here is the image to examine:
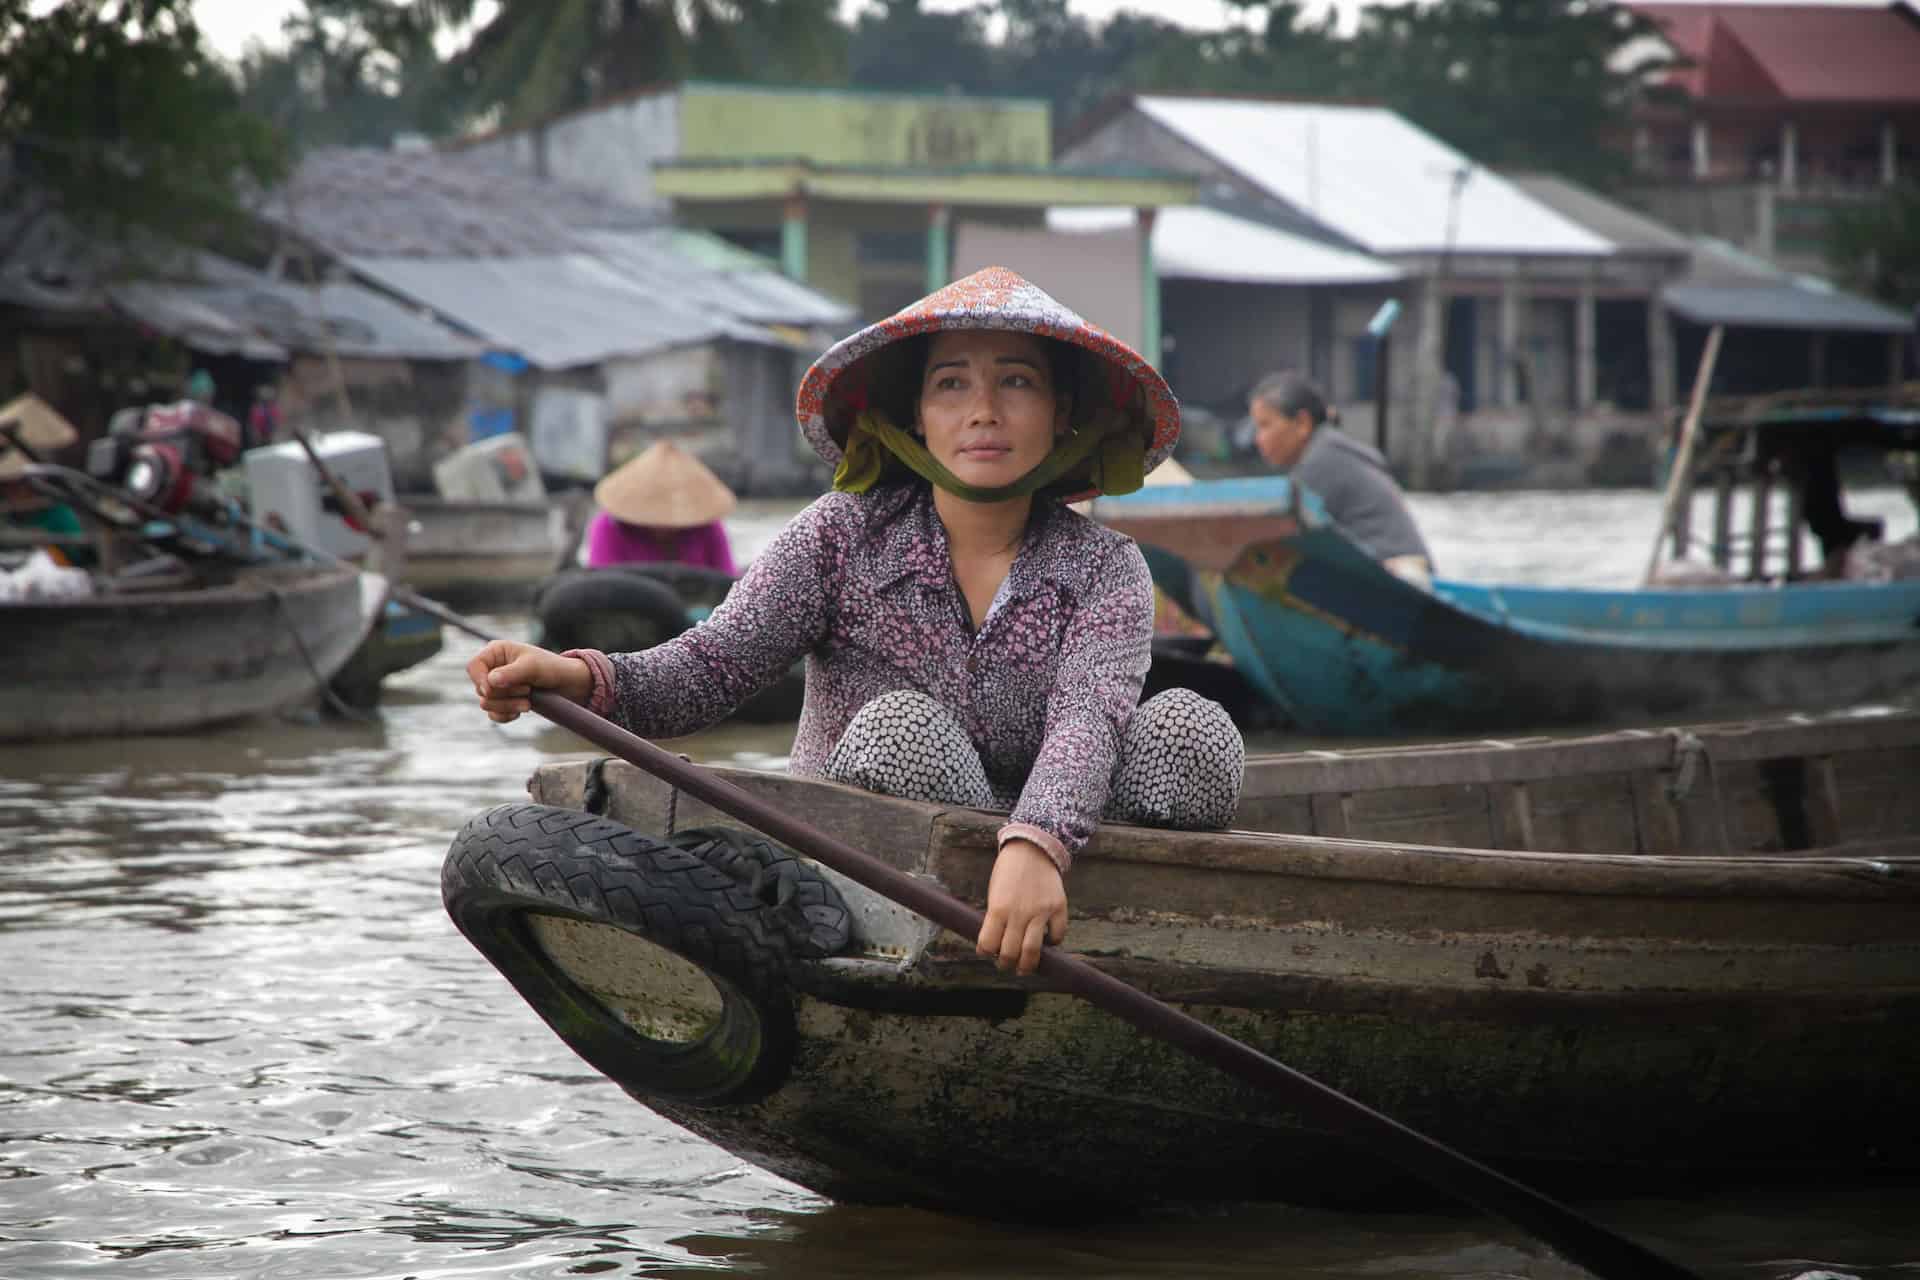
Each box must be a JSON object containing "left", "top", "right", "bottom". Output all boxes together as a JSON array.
[{"left": 959, "top": 442, "right": 1011, "bottom": 457}]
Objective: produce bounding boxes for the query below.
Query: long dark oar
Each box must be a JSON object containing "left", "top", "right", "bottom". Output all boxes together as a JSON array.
[{"left": 380, "top": 584, "right": 1702, "bottom": 1280}]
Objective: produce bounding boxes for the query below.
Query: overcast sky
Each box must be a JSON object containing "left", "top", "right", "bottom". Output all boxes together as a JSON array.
[{"left": 192, "top": 0, "right": 1888, "bottom": 62}]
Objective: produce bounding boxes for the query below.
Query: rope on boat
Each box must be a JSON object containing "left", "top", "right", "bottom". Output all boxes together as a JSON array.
[
  {"left": 1666, "top": 730, "right": 1705, "bottom": 800},
  {"left": 580, "top": 751, "right": 693, "bottom": 834},
  {"left": 267, "top": 585, "right": 376, "bottom": 723},
  {"left": 1664, "top": 728, "right": 1731, "bottom": 852}
]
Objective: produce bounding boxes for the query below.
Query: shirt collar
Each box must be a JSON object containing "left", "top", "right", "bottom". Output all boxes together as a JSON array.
[{"left": 865, "top": 485, "right": 1076, "bottom": 603}]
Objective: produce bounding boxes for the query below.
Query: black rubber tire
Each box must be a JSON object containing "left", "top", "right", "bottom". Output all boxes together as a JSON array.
[
  {"left": 533, "top": 568, "right": 692, "bottom": 654},
  {"left": 614, "top": 562, "right": 738, "bottom": 617},
  {"left": 443, "top": 803, "right": 815, "bottom": 1106}
]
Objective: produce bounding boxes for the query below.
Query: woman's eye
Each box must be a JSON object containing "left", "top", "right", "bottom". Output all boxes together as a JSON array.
[{"left": 934, "top": 375, "right": 966, "bottom": 392}]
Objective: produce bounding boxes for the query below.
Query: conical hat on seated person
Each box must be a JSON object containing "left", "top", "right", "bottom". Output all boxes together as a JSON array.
[
  {"left": 593, "top": 440, "right": 737, "bottom": 529},
  {"left": 0, "top": 393, "right": 80, "bottom": 479},
  {"left": 794, "top": 266, "right": 1181, "bottom": 503}
]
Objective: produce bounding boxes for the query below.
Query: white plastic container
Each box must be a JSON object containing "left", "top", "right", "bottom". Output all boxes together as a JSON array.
[
  {"left": 244, "top": 431, "right": 395, "bottom": 560},
  {"left": 432, "top": 431, "right": 548, "bottom": 503}
]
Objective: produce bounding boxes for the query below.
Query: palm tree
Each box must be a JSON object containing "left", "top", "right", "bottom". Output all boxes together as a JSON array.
[{"left": 430, "top": 0, "right": 847, "bottom": 130}]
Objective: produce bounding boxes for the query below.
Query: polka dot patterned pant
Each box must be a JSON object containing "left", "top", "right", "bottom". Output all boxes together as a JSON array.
[{"left": 822, "top": 688, "right": 1244, "bottom": 831}]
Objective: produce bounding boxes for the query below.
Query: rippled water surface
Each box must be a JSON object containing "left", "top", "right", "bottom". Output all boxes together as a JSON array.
[{"left": 3, "top": 487, "right": 1917, "bottom": 1279}]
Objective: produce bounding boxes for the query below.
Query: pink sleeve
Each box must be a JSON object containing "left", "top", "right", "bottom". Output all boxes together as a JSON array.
[
  {"left": 697, "top": 521, "right": 737, "bottom": 575},
  {"left": 583, "top": 512, "right": 619, "bottom": 568}
]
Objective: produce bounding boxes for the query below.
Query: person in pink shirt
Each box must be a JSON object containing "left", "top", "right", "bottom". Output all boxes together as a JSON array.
[{"left": 583, "top": 439, "right": 737, "bottom": 575}]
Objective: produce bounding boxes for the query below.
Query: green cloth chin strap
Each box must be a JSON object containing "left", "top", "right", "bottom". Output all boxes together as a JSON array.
[{"left": 832, "top": 409, "right": 1146, "bottom": 501}]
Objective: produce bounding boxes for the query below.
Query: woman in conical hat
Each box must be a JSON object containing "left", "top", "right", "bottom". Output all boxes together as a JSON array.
[
  {"left": 584, "top": 439, "right": 738, "bottom": 574},
  {"left": 469, "top": 268, "right": 1243, "bottom": 973}
]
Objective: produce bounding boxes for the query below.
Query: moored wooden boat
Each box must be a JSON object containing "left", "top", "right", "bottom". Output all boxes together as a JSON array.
[
  {"left": 442, "top": 708, "right": 1920, "bottom": 1215},
  {"left": 398, "top": 495, "right": 580, "bottom": 611},
  {"left": 1, "top": 562, "right": 379, "bottom": 740},
  {"left": 1091, "top": 474, "right": 1920, "bottom": 735}
]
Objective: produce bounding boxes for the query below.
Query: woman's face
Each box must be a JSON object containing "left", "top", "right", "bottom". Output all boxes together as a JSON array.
[
  {"left": 1250, "top": 397, "right": 1315, "bottom": 470},
  {"left": 916, "top": 330, "right": 1065, "bottom": 491}
]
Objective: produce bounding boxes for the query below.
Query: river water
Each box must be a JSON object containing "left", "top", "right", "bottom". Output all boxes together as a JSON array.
[{"left": 3, "top": 486, "right": 1916, "bottom": 1280}]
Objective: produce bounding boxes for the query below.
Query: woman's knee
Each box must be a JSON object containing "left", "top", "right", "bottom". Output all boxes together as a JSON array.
[
  {"left": 1108, "top": 689, "right": 1245, "bottom": 829},
  {"left": 823, "top": 691, "right": 995, "bottom": 808}
]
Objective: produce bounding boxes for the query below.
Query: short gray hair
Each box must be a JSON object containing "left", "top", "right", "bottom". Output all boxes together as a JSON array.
[{"left": 1250, "top": 371, "right": 1333, "bottom": 426}]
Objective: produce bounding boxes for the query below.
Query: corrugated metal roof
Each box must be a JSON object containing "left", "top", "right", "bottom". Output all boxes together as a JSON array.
[
  {"left": 107, "top": 283, "right": 290, "bottom": 360},
  {"left": 1503, "top": 172, "right": 1694, "bottom": 257},
  {"left": 1664, "top": 281, "right": 1910, "bottom": 332},
  {"left": 261, "top": 148, "right": 662, "bottom": 260},
  {"left": 1135, "top": 96, "right": 1615, "bottom": 257},
  {"left": 181, "top": 262, "right": 484, "bottom": 362},
  {"left": 347, "top": 253, "right": 778, "bottom": 369},
  {"left": 1047, "top": 205, "right": 1401, "bottom": 284},
  {"left": 576, "top": 228, "right": 854, "bottom": 328}
]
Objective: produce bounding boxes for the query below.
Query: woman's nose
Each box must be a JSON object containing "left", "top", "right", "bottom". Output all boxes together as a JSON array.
[{"left": 963, "top": 387, "right": 998, "bottom": 426}]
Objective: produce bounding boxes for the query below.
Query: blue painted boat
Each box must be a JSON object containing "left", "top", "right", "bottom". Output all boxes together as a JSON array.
[{"left": 1093, "top": 475, "right": 1920, "bottom": 736}]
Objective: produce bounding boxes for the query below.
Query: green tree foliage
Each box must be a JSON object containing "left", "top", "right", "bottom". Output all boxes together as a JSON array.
[
  {"left": 1341, "top": 0, "right": 1668, "bottom": 188},
  {"left": 237, "top": 0, "right": 452, "bottom": 148},
  {"left": 0, "top": 0, "right": 286, "bottom": 249},
  {"left": 430, "top": 0, "right": 846, "bottom": 129},
  {"left": 1828, "top": 184, "right": 1920, "bottom": 309}
]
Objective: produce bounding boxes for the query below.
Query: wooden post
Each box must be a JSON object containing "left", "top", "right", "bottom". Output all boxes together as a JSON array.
[
  {"left": 1712, "top": 466, "right": 1735, "bottom": 571},
  {"left": 1747, "top": 468, "right": 1773, "bottom": 581},
  {"left": 1137, "top": 206, "right": 1161, "bottom": 369},
  {"left": 1785, "top": 478, "right": 1805, "bottom": 578},
  {"left": 1644, "top": 324, "right": 1724, "bottom": 584}
]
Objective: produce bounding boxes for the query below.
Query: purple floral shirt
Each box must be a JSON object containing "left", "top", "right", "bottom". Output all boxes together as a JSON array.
[{"left": 580, "top": 483, "right": 1153, "bottom": 863}]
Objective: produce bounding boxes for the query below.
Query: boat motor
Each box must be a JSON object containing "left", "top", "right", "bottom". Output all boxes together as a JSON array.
[{"left": 87, "top": 401, "right": 244, "bottom": 518}]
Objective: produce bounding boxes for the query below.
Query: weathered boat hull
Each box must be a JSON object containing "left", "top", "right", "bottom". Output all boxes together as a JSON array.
[
  {"left": 400, "top": 497, "right": 574, "bottom": 611},
  {"left": 442, "top": 713, "right": 1920, "bottom": 1214},
  {"left": 1094, "top": 476, "right": 1920, "bottom": 736},
  {"left": 0, "top": 564, "right": 377, "bottom": 740}
]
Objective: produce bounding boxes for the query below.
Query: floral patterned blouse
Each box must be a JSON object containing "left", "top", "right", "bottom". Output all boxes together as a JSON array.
[{"left": 572, "top": 481, "right": 1154, "bottom": 867}]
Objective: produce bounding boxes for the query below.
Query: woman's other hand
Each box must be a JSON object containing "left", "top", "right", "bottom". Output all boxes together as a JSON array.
[
  {"left": 976, "top": 838, "right": 1068, "bottom": 976},
  {"left": 466, "top": 640, "right": 593, "bottom": 722}
]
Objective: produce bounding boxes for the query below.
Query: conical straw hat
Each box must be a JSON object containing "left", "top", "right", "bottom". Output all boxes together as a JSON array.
[
  {"left": 0, "top": 393, "right": 80, "bottom": 479},
  {"left": 795, "top": 265, "right": 1181, "bottom": 502},
  {"left": 593, "top": 440, "right": 737, "bottom": 528}
]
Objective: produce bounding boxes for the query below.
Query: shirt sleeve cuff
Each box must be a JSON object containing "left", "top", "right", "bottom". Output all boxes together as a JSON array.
[
  {"left": 559, "top": 648, "right": 617, "bottom": 718},
  {"left": 997, "top": 821, "right": 1072, "bottom": 876}
]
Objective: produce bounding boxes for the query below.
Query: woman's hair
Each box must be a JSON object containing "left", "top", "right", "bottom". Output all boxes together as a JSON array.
[{"left": 1250, "top": 371, "right": 1338, "bottom": 427}]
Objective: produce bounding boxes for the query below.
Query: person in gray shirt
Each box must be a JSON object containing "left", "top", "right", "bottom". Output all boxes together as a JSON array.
[{"left": 1248, "top": 371, "right": 1434, "bottom": 585}]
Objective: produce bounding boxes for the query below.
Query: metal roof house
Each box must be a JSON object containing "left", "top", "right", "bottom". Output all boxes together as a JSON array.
[
  {"left": 260, "top": 147, "right": 858, "bottom": 494},
  {"left": 1511, "top": 170, "right": 1912, "bottom": 401},
  {"left": 1061, "top": 94, "right": 1691, "bottom": 486},
  {"left": 448, "top": 80, "right": 1199, "bottom": 363},
  {"left": 0, "top": 189, "right": 481, "bottom": 479},
  {"left": 1621, "top": 1, "right": 1920, "bottom": 276}
]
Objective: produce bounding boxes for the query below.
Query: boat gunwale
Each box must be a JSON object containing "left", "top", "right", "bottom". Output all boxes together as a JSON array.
[
  {"left": 533, "top": 758, "right": 1920, "bottom": 903},
  {"left": 0, "top": 562, "right": 364, "bottom": 611},
  {"left": 1240, "top": 709, "right": 1920, "bottom": 793}
]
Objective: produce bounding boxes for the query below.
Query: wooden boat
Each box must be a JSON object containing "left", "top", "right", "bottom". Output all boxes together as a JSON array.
[
  {"left": 1, "top": 560, "right": 380, "bottom": 740},
  {"left": 441, "top": 707, "right": 1920, "bottom": 1215},
  {"left": 1090, "top": 463, "right": 1920, "bottom": 736},
  {"left": 397, "top": 495, "right": 582, "bottom": 611},
  {"left": 325, "top": 598, "right": 446, "bottom": 710}
]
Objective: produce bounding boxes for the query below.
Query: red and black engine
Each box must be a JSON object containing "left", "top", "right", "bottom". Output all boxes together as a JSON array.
[{"left": 87, "top": 401, "right": 245, "bottom": 517}]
